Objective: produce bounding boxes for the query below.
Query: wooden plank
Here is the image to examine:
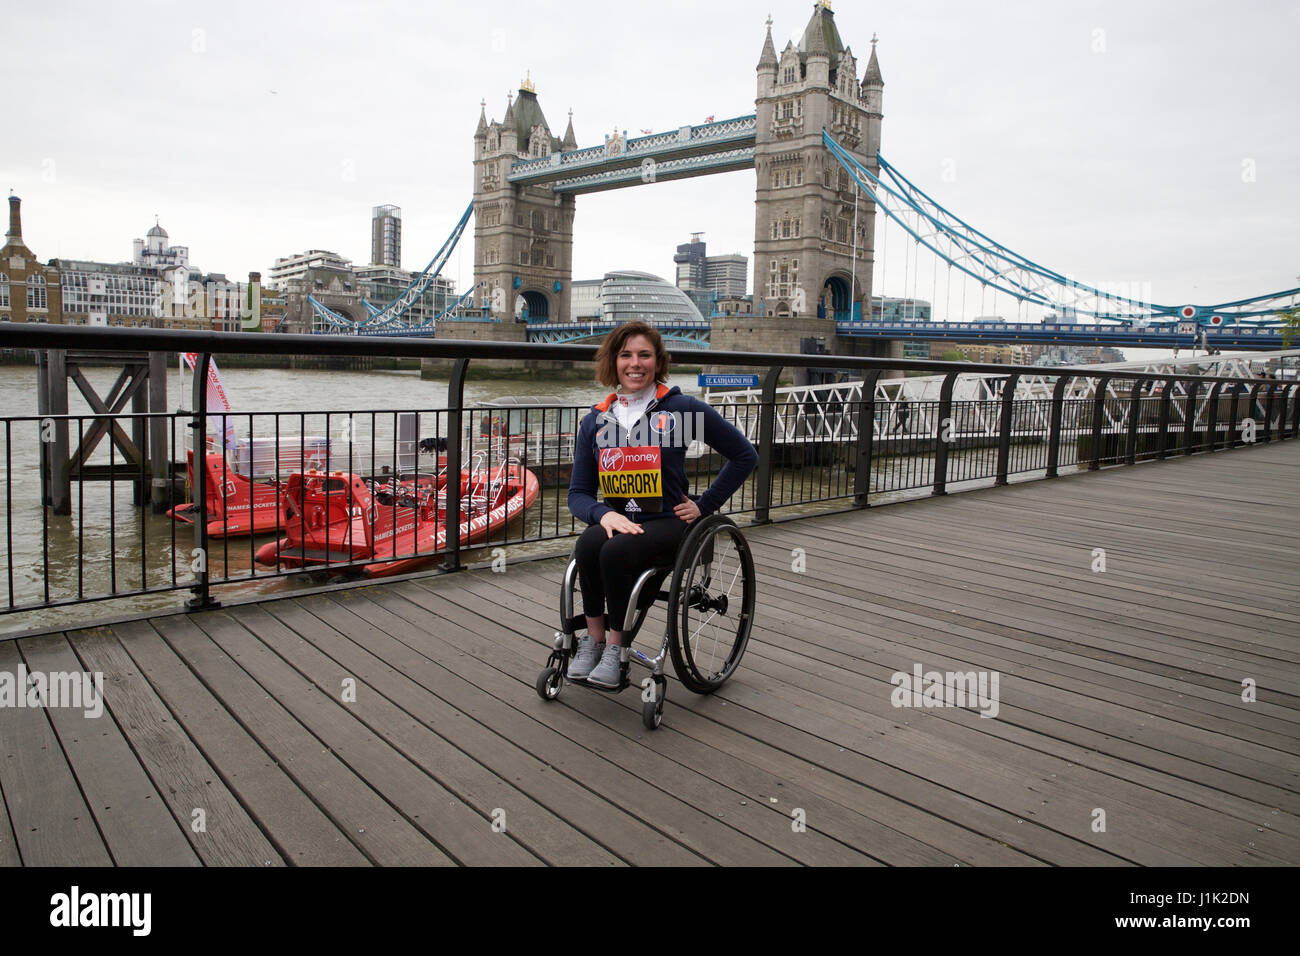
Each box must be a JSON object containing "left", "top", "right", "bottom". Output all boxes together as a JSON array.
[
  {"left": 263, "top": 596, "right": 704, "bottom": 867},
  {"left": 314, "top": 587, "right": 795, "bottom": 866},
  {"left": 832, "top": 518, "right": 1300, "bottom": 649},
  {"left": 0, "top": 639, "right": 111, "bottom": 866},
  {"left": 20, "top": 632, "right": 199, "bottom": 866},
  {"left": 413, "top": 572, "right": 1046, "bottom": 866},
  {"left": 748, "top": 538, "right": 1300, "bottom": 733},
  {"left": 741, "top": 533, "right": 1300, "bottom": 707},
  {"left": 739, "top": 575, "right": 1300, "bottom": 817},
  {"left": 100, "top": 619, "right": 368, "bottom": 866},
  {"left": 457, "top": 567, "right": 1138, "bottom": 868},
  {"left": 243, "top": 600, "right": 620, "bottom": 866},
  {"left": 147, "top": 613, "right": 453, "bottom": 866},
  {"left": 809, "top": 517, "right": 1300, "bottom": 648},
  {"left": 749, "top": 528, "right": 1299, "bottom": 679},
  {"left": 925, "top": 474, "right": 1299, "bottom": 582},
  {"left": 730, "top": 548, "right": 1300, "bottom": 811},
  {"left": 68, "top": 625, "right": 283, "bottom": 866},
  {"left": 190, "top": 606, "right": 541, "bottom": 866},
  {"left": 0, "top": 759, "right": 19, "bottom": 865},
  {"left": 486, "top": 548, "right": 1289, "bottom": 868},
  {"left": 353, "top": 584, "right": 878, "bottom": 867},
  {"left": 498, "top": 563, "right": 1300, "bottom": 836},
  {"left": 734, "top": 552, "right": 1300, "bottom": 739}
]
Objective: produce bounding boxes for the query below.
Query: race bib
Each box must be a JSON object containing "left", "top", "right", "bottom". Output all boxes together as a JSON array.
[{"left": 598, "top": 446, "right": 662, "bottom": 515}]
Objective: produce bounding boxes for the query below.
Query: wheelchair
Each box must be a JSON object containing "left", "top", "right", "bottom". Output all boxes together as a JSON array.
[{"left": 535, "top": 513, "right": 756, "bottom": 730}]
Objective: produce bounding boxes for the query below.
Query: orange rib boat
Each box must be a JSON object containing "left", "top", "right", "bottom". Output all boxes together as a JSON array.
[
  {"left": 168, "top": 451, "right": 290, "bottom": 538},
  {"left": 254, "top": 460, "right": 538, "bottom": 578}
]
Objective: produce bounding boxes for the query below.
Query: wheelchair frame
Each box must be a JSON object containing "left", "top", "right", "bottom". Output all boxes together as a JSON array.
[{"left": 535, "top": 513, "right": 755, "bottom": 730}]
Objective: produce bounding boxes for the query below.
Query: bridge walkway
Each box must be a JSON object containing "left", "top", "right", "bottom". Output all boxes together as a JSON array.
[{"left": 1, "top": 442, "right": 1296, "bottom": 866}]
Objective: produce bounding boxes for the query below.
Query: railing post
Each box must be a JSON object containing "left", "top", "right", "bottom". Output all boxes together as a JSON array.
[
  {"left": 994, "top": 373, "right": 1020, "bottom": 486},
  {"left": 149, "top": 350, "right": 169, "bottom": 513},
  {"left": 1045, "top": 375, "right": 1071, "bottom": 479},
  {"left": 1227, "top": 380, "right": 1241, "bottom": 448},
  {"left": 1125, "top": 378, "right": 1142, "bottom": 464},
  {"left": 1262, "top": 383, "right": 1277, "bottom": 443},
  {"left": 442, "top": 357, "right": 469, "bottom": 572},
  {"left": 1182, "top": 379, "right": 1199, "bottom": 456},
  {"left": 853, "top": 369, "right": 881, "bottom": 507},
  {"left": 1204, "top": 382, "right": 1221, "bottom": 452},
  {"left": 752, "top": 366, "right": 782, "bottom": 524},
  {"left": 1088, "top": 375, "right": 1111, "bottom": 470},
  {"left": 1279, "top": 384, "right": 1291, "bottom": 441},
  {"left": 1247, "top": 382, "right": 1263, "bottom": 446},
  {"left": 48, "top": 349, "right": 71, "bottom": 515},
  {"left": 932, "top": 372, "right": 957, "bottom": 495},
  {"left": 1156, "top": 377, "right": 1174, "bottom": 459},
  {"left": 1291, "top": 384, "right": 1300, "bottom": 439},
  {"left": 36, "top": 349, "right": 51, "bottom": 506},
  {"left": 187, "top": 352, "right": 219, "bottom": 611}
]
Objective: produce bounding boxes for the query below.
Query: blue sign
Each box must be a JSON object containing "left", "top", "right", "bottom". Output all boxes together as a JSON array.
[{"left": 699, "top": 374, "right": 760, "bottom": 388}]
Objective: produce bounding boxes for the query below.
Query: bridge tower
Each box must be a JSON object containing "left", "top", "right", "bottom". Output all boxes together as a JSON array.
[
  {"left": 753, "top": 2, "right": 882, "bottom": 323},
  {"left": 473, "top": 77, "right": 576, "bottom": 323}
]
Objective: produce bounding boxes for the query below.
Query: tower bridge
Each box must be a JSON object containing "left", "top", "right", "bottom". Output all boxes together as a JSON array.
[
  {"left": 316, "top": 3, "right": 1294, "bottom": 353},
  {"left": 465, "top": 1, "right": 1293, "bottom": 359},
  {"left": 472, "top": 2, "right": 883, "bottom": 351}
]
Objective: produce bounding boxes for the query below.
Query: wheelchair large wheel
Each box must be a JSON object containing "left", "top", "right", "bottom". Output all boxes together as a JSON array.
[{"left": 667, "top": 514, "right": 755, "bottom": 694}]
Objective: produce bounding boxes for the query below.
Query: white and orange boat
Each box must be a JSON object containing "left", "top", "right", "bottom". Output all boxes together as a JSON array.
[
  {"left": 167, "top": 450, "right": 291, "bottom": 538},
  {"left": 254, "top": 457, "right": 539, "bottom": 579}
]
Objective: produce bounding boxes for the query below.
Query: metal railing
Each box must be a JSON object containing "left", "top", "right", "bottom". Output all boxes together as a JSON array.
[{"left": 1, "top": 322, "right": 1295, "bottom": 625}]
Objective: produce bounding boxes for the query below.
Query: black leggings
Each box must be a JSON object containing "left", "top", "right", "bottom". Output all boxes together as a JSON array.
[{"left": 575, "top": 519, "right": 688, "bottom": 633}]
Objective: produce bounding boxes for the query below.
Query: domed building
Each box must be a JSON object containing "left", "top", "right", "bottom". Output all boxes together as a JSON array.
[
  {"left": 133, "top": 218, "right": 189, "bottom": 270},
  {"left": 599, "top": 270, "right": 704, "bottom": 325}
]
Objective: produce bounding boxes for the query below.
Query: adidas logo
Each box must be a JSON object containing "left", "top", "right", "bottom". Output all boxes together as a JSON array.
[{"left": 624, "top": 499, "right": 641, "bottom": 513}]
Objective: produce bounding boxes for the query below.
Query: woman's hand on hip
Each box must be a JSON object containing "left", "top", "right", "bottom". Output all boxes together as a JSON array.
[
  {"left": 674, "top": 495, "right": 701, "bottom": 524},
  {"left": 599, "top": 511, "right": 644, "bottom": 537}
]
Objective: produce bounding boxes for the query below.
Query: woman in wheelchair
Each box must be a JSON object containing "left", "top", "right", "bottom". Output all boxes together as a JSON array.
[{"left": 566, "top": 321, "right": 758, "bottom": 690}]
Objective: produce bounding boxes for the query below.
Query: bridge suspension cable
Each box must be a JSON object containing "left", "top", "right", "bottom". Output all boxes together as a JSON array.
[
  {"left": 824, "top": 131, "right": 1300, "bottom": 327},
  {"left": 311, "top": 201, "right": 474, "bottom": 334}
]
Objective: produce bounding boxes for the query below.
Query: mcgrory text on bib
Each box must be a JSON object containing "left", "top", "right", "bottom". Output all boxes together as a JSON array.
[{"left": 597, "top": 445, "right": 663, "bottom": 514}]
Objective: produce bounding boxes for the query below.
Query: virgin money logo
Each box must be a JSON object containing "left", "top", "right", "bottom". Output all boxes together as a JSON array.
[{"left": 599, "top": 448, "right": 624, "bottom": 471}]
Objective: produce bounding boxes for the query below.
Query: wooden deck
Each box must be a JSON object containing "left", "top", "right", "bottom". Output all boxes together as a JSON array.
[{"left": 2, "top": 441, "right": 1297, "bottom": 866}]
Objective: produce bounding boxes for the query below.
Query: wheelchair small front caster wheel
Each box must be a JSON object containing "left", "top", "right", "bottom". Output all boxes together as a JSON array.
[
  {"left": 536, "top": 666, "right": 563, "bottom": 701},
  {"left": 641, "top": 678, "right": 666, "bottom": 731}
]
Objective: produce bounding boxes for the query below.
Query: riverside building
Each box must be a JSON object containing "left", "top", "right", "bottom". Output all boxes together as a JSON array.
[
  {"left": 1, "top": 195, "right": 252, "bottom": 330},
  {"left": 371, "top": 204, "right": 401, "bottom": 268}
]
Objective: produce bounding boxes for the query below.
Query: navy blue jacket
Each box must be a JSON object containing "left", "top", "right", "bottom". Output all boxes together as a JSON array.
[{"left": 568, "top": 384, "right": 758, "bottom": 526}]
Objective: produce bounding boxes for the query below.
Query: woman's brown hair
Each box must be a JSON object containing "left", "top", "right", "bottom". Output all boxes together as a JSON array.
[{"left": 594, "top": 321, "right": 671, "bottom": 388}]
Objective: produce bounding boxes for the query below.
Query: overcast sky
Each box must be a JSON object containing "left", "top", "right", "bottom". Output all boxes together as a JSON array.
[{"left": 4, "top": 0, "right": 1298, "bottom": 326}]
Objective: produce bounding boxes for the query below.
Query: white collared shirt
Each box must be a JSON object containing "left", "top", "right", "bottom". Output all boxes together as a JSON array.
[{"left": 612, "top": 382, "right": 656, "bottom": 432}]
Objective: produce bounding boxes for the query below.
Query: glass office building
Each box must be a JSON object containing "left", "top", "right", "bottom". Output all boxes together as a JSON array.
[{"left": 600, "top": 270, "right": 704, "bottom": 324}]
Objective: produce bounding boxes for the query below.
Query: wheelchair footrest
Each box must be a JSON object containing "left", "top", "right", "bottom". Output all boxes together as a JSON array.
[{"left": 572, "top": 677, "right": 630, "bottom": 694}]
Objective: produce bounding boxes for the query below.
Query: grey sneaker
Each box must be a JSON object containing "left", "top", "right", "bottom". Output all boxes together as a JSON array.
[
  {"left": 586, "top": 643, "right": 624, "bottom": 689},
  {"left": 567, "top": 635, "right": 604, "bottom": 680}
]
